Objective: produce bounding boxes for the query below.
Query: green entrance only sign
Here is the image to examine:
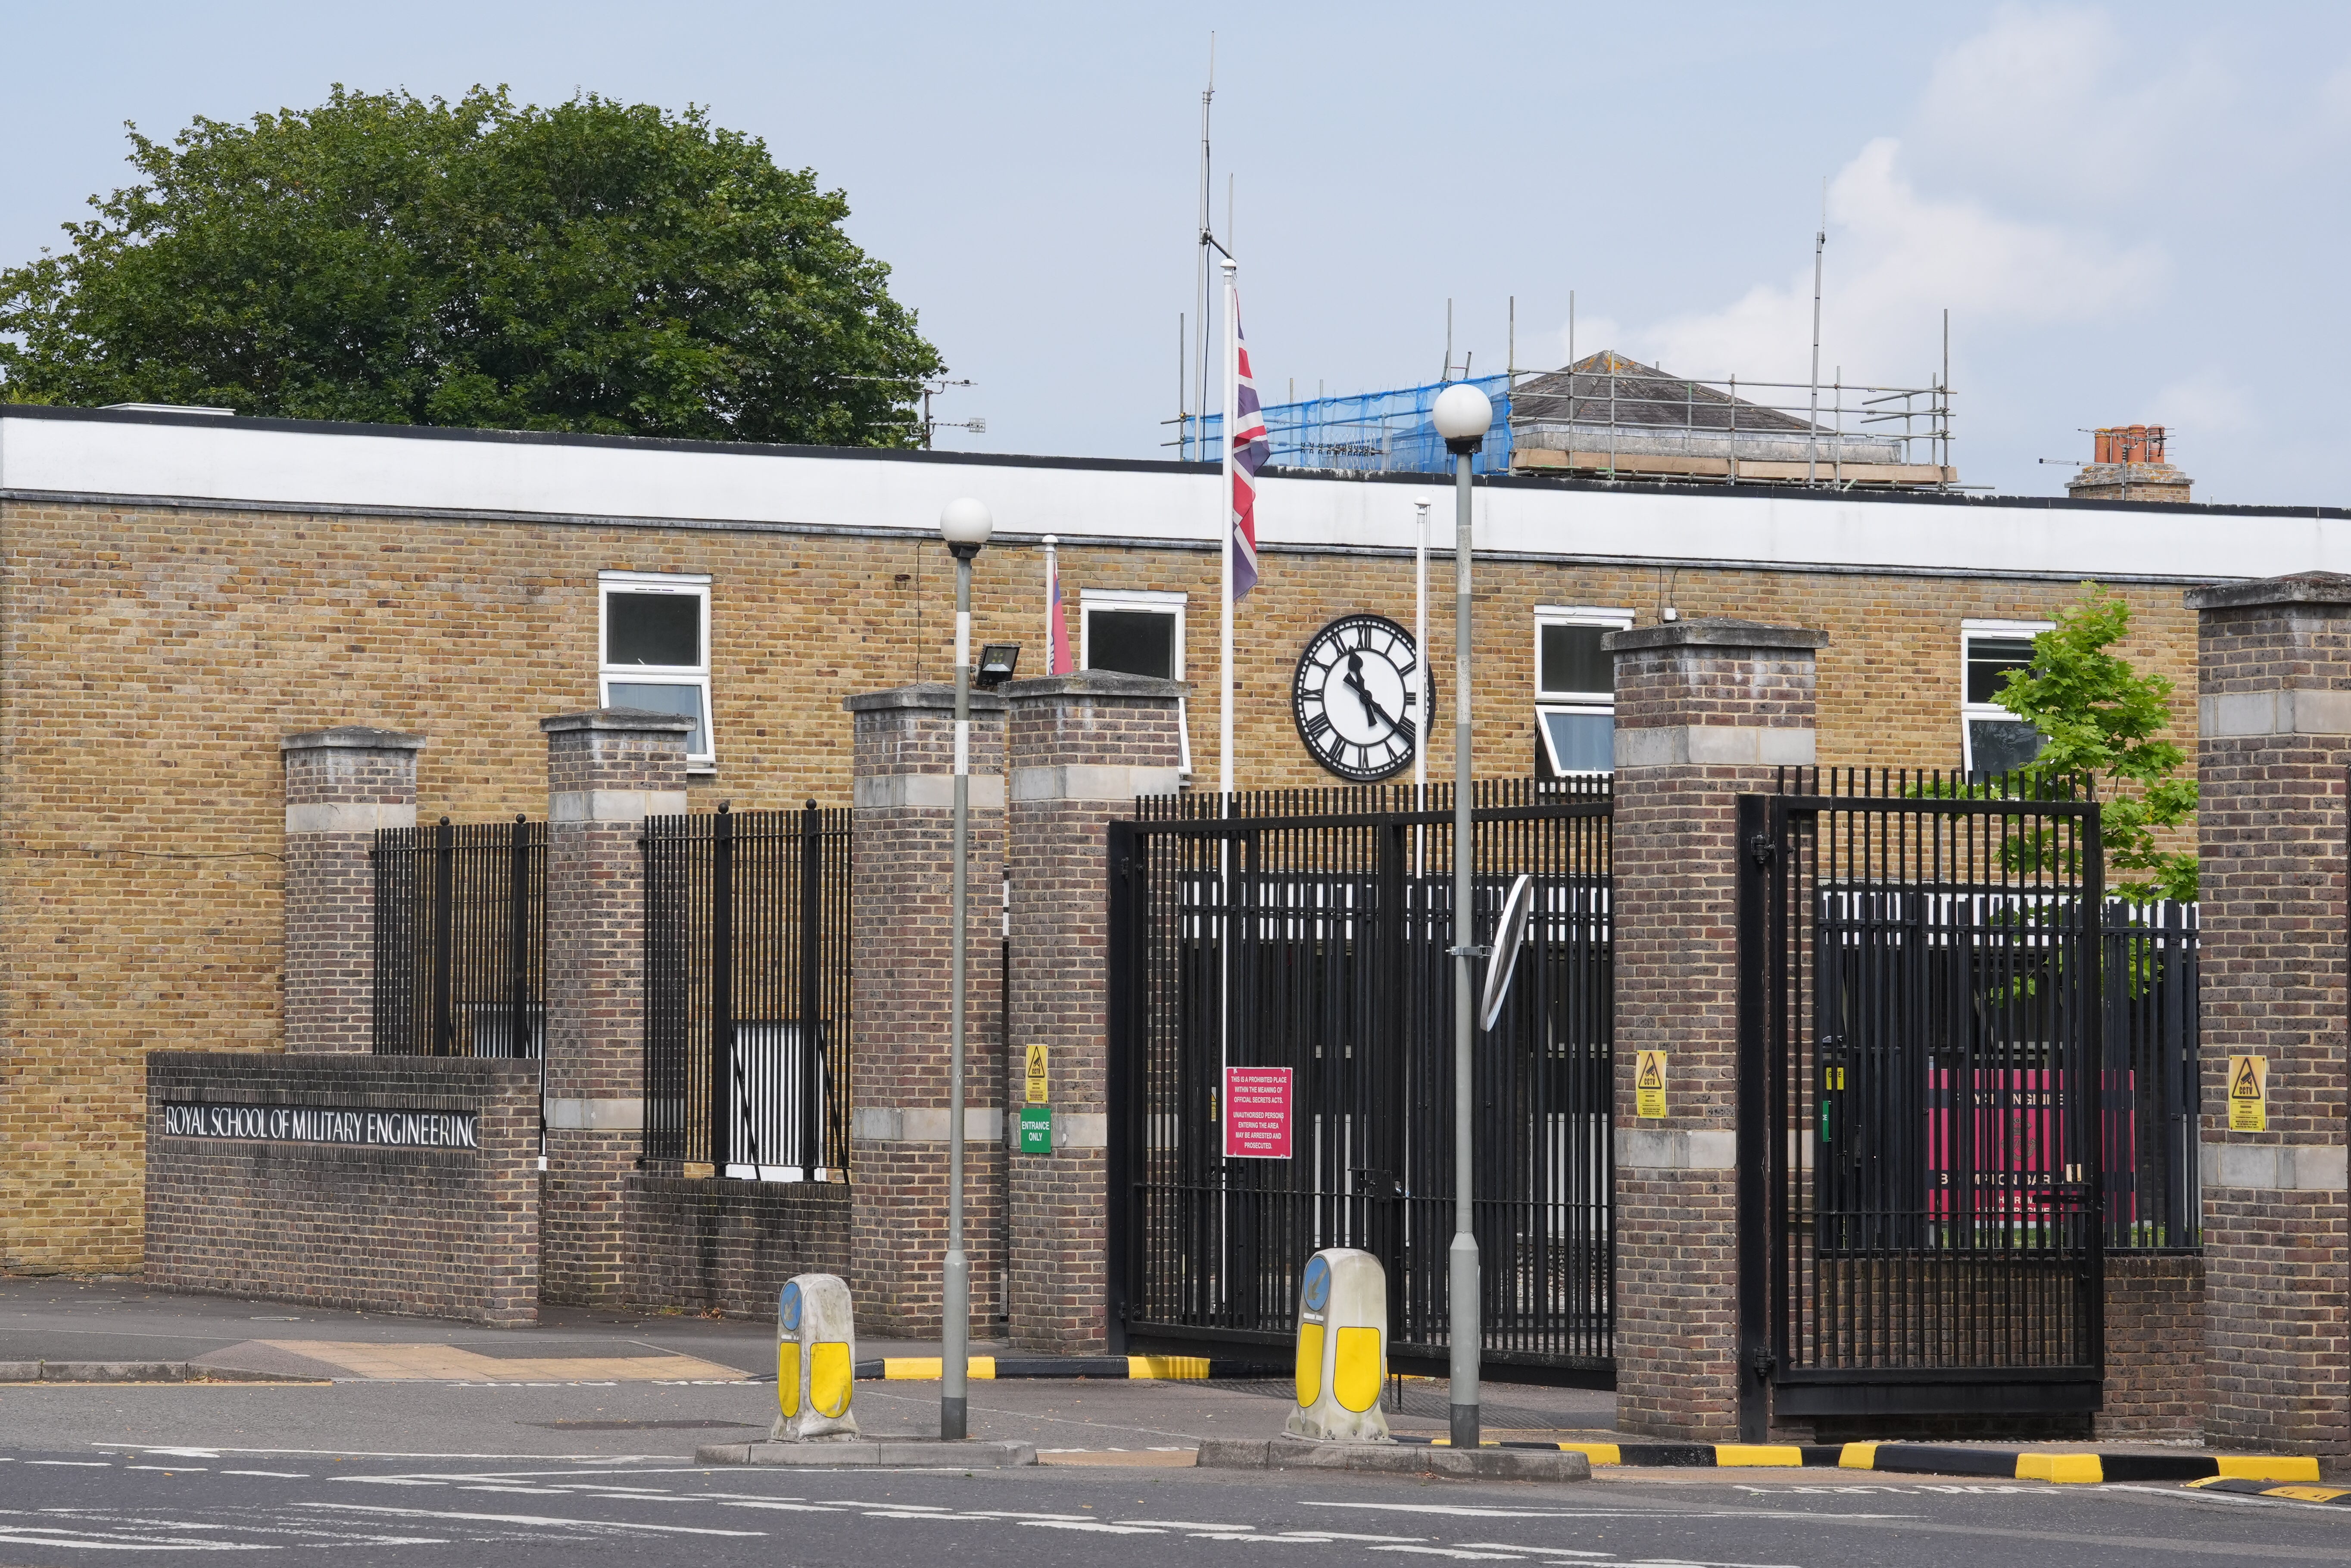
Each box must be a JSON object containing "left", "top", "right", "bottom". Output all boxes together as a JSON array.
[{"left": 1017, "top": 1105, "right": 1054, "bottom": 1154}]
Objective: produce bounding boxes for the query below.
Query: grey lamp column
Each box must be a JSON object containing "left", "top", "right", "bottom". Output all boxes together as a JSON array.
[
  {"left": 938, "top": 496, "right": 994, "bottom": 1440},
  {"left": 1430, "top": 381, "right": 1494, "bottom": 1453}
]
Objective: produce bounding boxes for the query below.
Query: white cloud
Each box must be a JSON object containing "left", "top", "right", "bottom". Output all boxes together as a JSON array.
[
  {"left": 1618, "top": 137, "right": 2166, "bottom": 387},
  {"left": 1906, "top": 4, "right": 2230, "bottom": 207},
  {"left": 2147, "top": 371, "right": 2254, "bottom": 444}
]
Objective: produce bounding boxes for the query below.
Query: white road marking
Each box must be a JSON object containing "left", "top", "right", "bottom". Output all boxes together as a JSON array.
[
  {"left": 0, "top": 1524, "right": 262, "bottom": 1552},
  {"left": 28, "top": 1461, "right": 113, "bottom": 1467},
  {"left": 1454, "top": 1547, "right": 1614, "bottom": 1558},
  {"left": 219, "top": 1471, "right": 309, "bottom": 1479},
  {"left": 126, "top": 1466, "right": 206, "bottom": 1472},
  {"left": 296, "top": 1501, "right": 763, "bottom": 1537},
  {"left": 1021, "top": 1519, "right": 1167, "bottom": 1534},
  {"left": 1369, "top": 1548, "right": 1525, "bottom": 1561}
]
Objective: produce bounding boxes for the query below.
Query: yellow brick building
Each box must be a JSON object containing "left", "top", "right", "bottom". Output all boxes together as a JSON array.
[{"left": 1, "top": 404, "right": 2333, "bottom": 1272}]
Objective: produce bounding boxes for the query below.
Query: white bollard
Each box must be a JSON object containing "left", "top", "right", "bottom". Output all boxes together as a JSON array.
[
  {"left": 772, "top": 1273, "right": 861, "bottom": 1442},
  {"left": 1284, "top": 1248, "right": 1391, "bottom": 1443}
]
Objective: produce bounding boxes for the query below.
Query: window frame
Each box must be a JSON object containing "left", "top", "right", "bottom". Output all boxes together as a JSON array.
[
  {"left": 1959, "top": 618, "right": 2055, "bottom": 776},
  {"left": 1081, "top": 588, "right": 1192, "bottom": 775},
  {"left": 1534, "top": 605, "right": 1634, "bottom": 775},
  {"left": 598, "top": 570, "right": 715, "bottom": 773}
]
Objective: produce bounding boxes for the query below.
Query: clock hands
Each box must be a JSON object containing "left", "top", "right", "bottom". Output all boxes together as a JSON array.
[{"left": 1344, "top": 653, "right": 1407, "bottom": 738}]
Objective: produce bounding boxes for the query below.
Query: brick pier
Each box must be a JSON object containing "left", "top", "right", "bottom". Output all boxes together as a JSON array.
[
  {"left": 2189, "top": 573, "right": 2351, "bottom": 1458},
  {"left": 1605, "top": 619, "right": 1824, "bottom": 1441}
]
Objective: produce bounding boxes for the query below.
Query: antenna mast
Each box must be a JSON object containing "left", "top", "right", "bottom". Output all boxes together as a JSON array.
[
  {"left": 1194, "top": 35, "right": 1216, "bottom": 443},
  {"left": 1808, "top": 179, "right": 1826, "bottom": 486}
]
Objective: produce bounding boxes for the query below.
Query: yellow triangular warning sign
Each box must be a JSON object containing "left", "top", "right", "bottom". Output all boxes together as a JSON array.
[
  {"left": 1636, "top": 1052, "right": 1665, "bottom": 1091},
  {"left": 2229, "top": 1057, "right": 2261, "bottom": 1100}
]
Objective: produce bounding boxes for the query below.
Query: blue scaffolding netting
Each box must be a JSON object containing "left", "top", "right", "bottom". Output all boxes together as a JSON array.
[{"left": 1179, "top": 373, "right": 1515, "bottom": 478}]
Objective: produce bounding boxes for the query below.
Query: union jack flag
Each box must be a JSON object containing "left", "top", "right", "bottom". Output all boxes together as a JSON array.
[{"left": 1230, "top": 303, "right": 1268, "bottom": 598}]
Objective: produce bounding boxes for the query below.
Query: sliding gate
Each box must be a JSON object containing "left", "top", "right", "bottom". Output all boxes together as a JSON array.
[
  {"left": 1109, "top": 781, "right": 1613, "bottom": 1373},
  {"left": 1739, "top": 772, "right": 2105, "bottom": 1421}
]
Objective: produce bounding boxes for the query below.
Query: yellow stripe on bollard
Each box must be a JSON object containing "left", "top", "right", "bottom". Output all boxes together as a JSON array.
[
  {"left": 778, "top": 1342, "right": 801, "bottom": 1418},
  {"left": 810, "top": 1343, "right": 852, "bottom": 1418},
  {"left": 1838, "top": 1441, "right": 1880, "bottom": 1469},
  {"left": 1295, "top": 1323, "right": 1325, "bottom": 1409},
  {"left": 1332, "top": 1326, "right": 1381, "bottom": 1414}
]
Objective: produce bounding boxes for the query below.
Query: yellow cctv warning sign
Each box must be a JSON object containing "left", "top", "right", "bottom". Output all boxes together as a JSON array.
[
  {"left": 1635, "top": 1050, "right": 1668, "bottom": 1120},
  {"left": 2228, "top": 1054, "right": 2268, "bottom": 1133},
  {"left": 1025, "top": 1043, "right": 1049, "bottom": 1105}
]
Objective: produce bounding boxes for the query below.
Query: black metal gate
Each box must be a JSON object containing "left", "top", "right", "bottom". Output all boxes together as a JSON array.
[
  {"left": 643, "top": 803, "right": 852, "bottom": 1179},
  {"left": 1109, "top": 781, "right": 1613, "bottom": 1372},
  {"left": 372, "top": 815, "right": 546, "bottom": 1057},
  {"left": 1738, "top": 771, "right": 2106, "bottom": 1423}
]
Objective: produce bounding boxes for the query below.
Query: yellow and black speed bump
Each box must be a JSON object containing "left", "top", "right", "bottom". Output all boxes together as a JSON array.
[
  {"left": 853, "top": 1355, "right": 1283, "bottom": 1382},
  {"left": 1391, "top": 1437, "right": 2321, "bottom": 1485},
  {"left": 2184, "top": 1477, "right": 2351, "bottom": 1505}
]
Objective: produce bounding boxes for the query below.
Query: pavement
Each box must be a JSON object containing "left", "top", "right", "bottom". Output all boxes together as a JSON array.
[{"left": 4, "top": 1277, "right": 2349, "bottom": 1565}]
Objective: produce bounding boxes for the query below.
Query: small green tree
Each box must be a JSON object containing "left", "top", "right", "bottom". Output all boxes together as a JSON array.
[
  {"left": 0, "top": 86, "right": 942, "bottom": 444},
  {"left": 1995, "top": 585, "right": 2198, "bottom": 901}
]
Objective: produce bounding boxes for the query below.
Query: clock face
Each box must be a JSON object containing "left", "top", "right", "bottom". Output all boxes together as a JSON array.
[{"left": 1293, "top": 614, "right": 1419, "bottom": 782}]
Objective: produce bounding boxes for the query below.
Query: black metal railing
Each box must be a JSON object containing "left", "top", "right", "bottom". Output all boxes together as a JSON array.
[
  {"left": 1113, "top": 779, "right": 1613, "bottom": 1371},
  {"left": 371, "top": 815, "right": 545, "bottom": 1057},
  {"left": 643, "top": 803, "right": 852, "bottom": 1179},
  {"left": 2102, "top": 899, "right": 2199, "bottom": 1251}
]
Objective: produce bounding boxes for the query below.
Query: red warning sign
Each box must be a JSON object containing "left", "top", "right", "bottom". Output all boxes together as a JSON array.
[{"left": 1223, "top": 1067, "right": 1294, "bottom": 1160}]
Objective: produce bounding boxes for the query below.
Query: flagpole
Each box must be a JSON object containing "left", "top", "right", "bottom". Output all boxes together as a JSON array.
[
  {"left": 1219, "top": 255, "right": 1238, "bottom": 804},
  {"left": 1217, "top": 254, "right": 1237, "bottom": 1157},
  {"left": 1042, "top": 534, "right": 1058, "bottom": 672}
]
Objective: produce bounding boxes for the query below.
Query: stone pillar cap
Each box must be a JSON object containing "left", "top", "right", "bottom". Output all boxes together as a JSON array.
[
  {"left": 2185, "top": 572, "right": 2351, "bottom": 611},
  {"left": 844, "top": 684, "right": 1010, "bottom": 714},
  {"left": 281, "top": 725, "right": 426, "bottom": 753},
  {"left": 540, "top": 707, "right": 698, "bottom": 734},
  {"left": 1002, "top": 672, "right": 1188, "bottom": 700},
  {"left": 1605, "top": 619, "right": 1830, "bottom": 653}
]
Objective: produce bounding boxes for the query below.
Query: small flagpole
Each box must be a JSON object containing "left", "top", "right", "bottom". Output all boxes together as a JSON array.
[{"left": 1042, "top": 534, "right": 1059, "bottom": 672}]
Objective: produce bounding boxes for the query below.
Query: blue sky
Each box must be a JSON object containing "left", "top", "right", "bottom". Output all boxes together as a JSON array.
[{"left": 4, "top": 3, "right": 2346, "bottom": 505}]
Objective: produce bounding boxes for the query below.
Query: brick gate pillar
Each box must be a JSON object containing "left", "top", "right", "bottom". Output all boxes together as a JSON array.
[
  {"left": 1002, "top": 672, "right": 1186, "bottom": 1352},
  {"left": 2188, "top": 573, "right": 2351, "bottom": 1458},
  {"left": 1605, "top": 619, "right": 1824, "bottom": 1441},
  {"left": 281, "top": 726, "right": 425, "bottom": 1054},
  {"left": 845, "top": 686, "right": 1009, "bottom": 1338},
  {"left": 539, "top": 708, "right": 694, "bottom": 1305}
]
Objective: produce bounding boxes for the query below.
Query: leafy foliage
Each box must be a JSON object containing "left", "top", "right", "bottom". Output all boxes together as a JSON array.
[
  {"left": 0, "top": 86, "right": 942, "bottom": 444},
  {"left": 1994, "top": 585, "right": 2199, "bottom": 901}
]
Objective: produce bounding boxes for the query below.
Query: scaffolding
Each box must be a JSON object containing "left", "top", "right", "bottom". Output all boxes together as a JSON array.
[{"left": 1172, "top": 351, "right": 1956, "bottom": 490}]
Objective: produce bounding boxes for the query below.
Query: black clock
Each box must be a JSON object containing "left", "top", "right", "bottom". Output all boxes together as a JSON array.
[{"left": 1293, "top": 613, "right": 1419, "bottom": 782}]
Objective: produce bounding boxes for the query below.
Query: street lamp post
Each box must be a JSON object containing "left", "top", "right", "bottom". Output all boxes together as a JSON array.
[
  {"left": 938, "top": 495, "right": 994, "bottom": 1443},
  {"left": 1430, "top": 382, "right": 1493, "bottom": 1454}
]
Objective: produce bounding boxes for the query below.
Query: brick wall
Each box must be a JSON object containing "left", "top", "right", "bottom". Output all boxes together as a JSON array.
[
  {"left": 1607, "top": 620, "right": 1824, "bottom": 1442},
  {"left": 625, "top": 1175, "right": 853, "bottom": 1318},
  {"left": 2189, "top": 574, "right": 2351, "bottom": 1457},
  {"left": 2099, "top": 1253, "right": 2207, "bottom": 1439},
  {"left": 144, "top": 1052, "right": 539, "bottom": 1324},
  {"left": 1003, "top": 672, "right": 1186, "bottom": 1352},
  {"left": 0, "top": 488, "right": 2200, "bottom": 1273}
]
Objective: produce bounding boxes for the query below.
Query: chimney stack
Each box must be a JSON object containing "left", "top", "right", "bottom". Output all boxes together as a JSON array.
[{"left": 2069, "top": 424, "right": 2192, "bottom": 504}]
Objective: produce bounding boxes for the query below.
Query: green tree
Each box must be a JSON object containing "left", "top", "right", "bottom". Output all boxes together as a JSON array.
[
  {"left": 1994, "top": 585, "right": 2199, "bottom": 901},
  {"left": 0, "top": 86, "right": 942, "bottom": 444}
]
